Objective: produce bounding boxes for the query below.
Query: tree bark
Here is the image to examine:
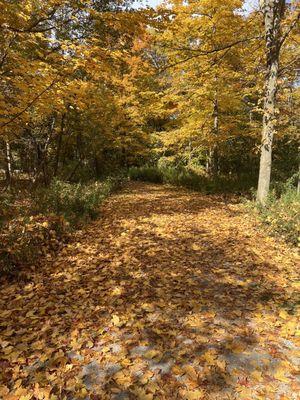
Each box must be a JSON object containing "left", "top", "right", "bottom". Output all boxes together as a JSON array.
[
  {"left": 5, "top": 141, "right": 12, "bottom": 187},
  {"left": 257, "top": 0, "right": 285, "bottom": 205},
  {"left": 207, "top": 89, "right": 219, "bottom": 176},
  {"left": 297, "top": 146, "right": 300, "bottom": 195},
  {"left": 54, "top": 113, "right": 65, "bottom": 177}
]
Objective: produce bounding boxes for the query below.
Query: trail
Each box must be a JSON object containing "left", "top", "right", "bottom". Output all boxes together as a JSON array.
[{"left": 0, "top": 182, "right": 299, "bottom": 400}]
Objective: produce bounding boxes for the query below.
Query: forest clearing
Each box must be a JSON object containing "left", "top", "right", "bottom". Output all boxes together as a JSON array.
[{"left": 0, "top": 0, "right": 299, "bottom": 399}]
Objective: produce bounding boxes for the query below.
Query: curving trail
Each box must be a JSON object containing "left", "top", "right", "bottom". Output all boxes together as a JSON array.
[{"left": 0, "top": 182, "right": 299, "bottom": 400}]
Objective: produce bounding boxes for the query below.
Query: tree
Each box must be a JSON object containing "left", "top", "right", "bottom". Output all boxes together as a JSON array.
[
  {"left": 257, "top": 0, "right": 286, "bottom": 204},
  {"left": 149, "top": 0, "right": 260, "bottom": 174},
  {"left": 257, "top": 0, "right": 300, "bottom": 204}
]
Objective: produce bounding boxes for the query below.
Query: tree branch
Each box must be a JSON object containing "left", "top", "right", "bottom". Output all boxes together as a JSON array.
[
  {"left": 0, "top": 79, "right": 59, "bottom": 130},
  {"left": 279, "top": 10, "right": 300, "bottom": 49},
  {"left": 158, "top": 36, "right": 262, "bottom": 72}
]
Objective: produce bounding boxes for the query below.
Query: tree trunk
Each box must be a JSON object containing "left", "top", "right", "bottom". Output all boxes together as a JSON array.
[
  {"left": 207, "top": 89, "right": 219, "bottom": 176},
  {"left": 257, "top": 0, "right": 285, "bottom": 205},
  {"left": 297, "top": 146, "right": 300, "bottom": 195},
  {"left": 5, "top": 141, "right": 12, "bottom": 187},
  {"left": 54, "top": 113, "right": 65, "bottom": 177}
]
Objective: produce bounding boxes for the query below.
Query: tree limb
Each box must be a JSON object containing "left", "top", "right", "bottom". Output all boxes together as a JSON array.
[{"left": 0, "top": 78, "right": 59, "bottom": 130}]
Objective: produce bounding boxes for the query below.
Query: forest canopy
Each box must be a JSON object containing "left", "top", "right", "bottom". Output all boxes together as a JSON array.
[
  {"left": 0, "top": 2, "right": 299, "bottom": 399},
  {"left": 1, "top": 0, "right": 299, "bottom": 188}
]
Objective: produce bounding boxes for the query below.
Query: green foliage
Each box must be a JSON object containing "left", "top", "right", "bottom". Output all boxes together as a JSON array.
[
  {"left": 249, "top": 177, "right": 300, "bottom": 246},
  {"left": 0, "top": 176, "right": 124, "bottom": 277},
  {"left": 128, "top": 166, "right": 163, "bottom": 183},
  {"left": 35, "top": 177, "right": 123, "bottom": 224},
  {"left": 128, "top": 165, "right": 255, "bottom": 193}
]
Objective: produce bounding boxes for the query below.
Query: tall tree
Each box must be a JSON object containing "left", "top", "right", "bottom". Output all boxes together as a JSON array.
[{"left": 257, "top": 0, "right": 286, "bottom": 204}]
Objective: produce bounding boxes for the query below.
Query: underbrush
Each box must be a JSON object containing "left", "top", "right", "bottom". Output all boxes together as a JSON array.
[
  {"left": 128, "top": 165, "right": 254, "bottom": 193},
  {"left": 0, "top": 176, "right": 123, "bottom": 277},
  {"left": 247, "top": 178, "right": 299, "bottom": 247},
  {"left": 35, "top": 176, "right": 123, "bottom": 224}
]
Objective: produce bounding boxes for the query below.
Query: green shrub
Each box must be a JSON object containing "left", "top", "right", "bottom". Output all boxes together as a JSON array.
[
  {"left": 0, "top": 191, "right": 15, "bottom": 226},
  {"left": 128, "top": 165, "right": 253, "bottom": 193},
  {"left": 0, "top": 176, "right": 124, "bottom": 276},
  {"left": 247, "top": 178, "right": 299, "bottom": 246},
  {"left": 128, "top": 166, "right": 163, "bottom": 183},
  {"left": 260, "top": 188, "right": 299, "bottom": 246},
  {"left": 35, "top": 177, "right": 123, "bottom": 224}
]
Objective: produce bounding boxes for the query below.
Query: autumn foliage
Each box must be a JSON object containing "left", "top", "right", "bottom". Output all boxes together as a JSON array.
[{"left": 0, "top": 1, "right": 299, "bottom": 399}]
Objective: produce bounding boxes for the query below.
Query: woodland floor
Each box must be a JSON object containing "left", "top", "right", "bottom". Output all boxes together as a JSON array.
[{"left": 0, "top": 182, "right": 299, "bottom": 400}]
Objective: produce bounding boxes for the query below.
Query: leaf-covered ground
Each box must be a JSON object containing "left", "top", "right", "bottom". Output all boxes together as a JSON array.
[{"left": 0, "top": 182, "right": 299, "bottom": 400}]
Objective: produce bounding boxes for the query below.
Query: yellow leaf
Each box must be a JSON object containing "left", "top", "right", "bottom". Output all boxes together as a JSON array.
[
  {"left": 251, "top": 370, "right": 263, "bottom": 382},
  {"left": 274, "top": 369, "right": 290, "bottom": 383},
  {"left": 112, "top": 287, "right": 122, "bottom": 295},
  {"left": 202, "top": 349, "right": 217, "bottom": 364},
  {"left": 145, "top": 381, "right": 159, "bottom": 393},
  {"left": 182, "top": 365, "right": 198, "bottom": 380},
  {"left": 172, "top": 365, "right": 183, "bottom": 375},
  {"left": 141, "top": 303, "right": 155, "bottom": 312},
  {"left": 216, "top": 358, "right": 226, "bottom": 371},
  {"left": 112, "top": 314, "right": 124, "bottom": 327},
  {"left": 144, "top": 349, "right": 159, "bottom": 359},
  {"left": 133, "top": 388, "right": 153, "bottom": 400},
  {"left": 0, "top": 386, "right": 9, "bottom": 397},
  {"left": 279, "top": 310, "right": 288, "bottom": 319},
  {"left": 113, "top": 371, "right": 132, "bottom": 388},
  {"left": 184, "top": 389, "right": 205, "bottom": 400},
  {"left": 14, "top": 379, "right": 22, "bottom": 388}
]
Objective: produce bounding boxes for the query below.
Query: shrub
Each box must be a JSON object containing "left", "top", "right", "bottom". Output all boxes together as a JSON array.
[
  {"left": 128, "top": 165, "right": 252, "bottom": 193},
  {"left": 35, "top": 177, "right": 123, "bottom": 224},
  {"left": 0, "top": 191, "right": 15, "bottom": 226},
  {"left": 128, "top": 166, "right": 163, "bottom": 184},
  {"left": 258, "top": 187, "right": 299, "bottom": 246},
  {"left": 0, "top": 176, "right": 124, "bottom": 277},
  {"left": 247, "top": 177, "right": 299, "bottom": 246}
]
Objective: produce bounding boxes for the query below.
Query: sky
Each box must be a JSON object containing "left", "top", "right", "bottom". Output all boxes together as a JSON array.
[{"left": 133, "top": 0, "right": 259, "bottom": 11}]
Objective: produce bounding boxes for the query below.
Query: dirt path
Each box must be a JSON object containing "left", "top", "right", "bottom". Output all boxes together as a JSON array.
[{"left": 0, "top": 182, "right": 299, "bottom": 400}]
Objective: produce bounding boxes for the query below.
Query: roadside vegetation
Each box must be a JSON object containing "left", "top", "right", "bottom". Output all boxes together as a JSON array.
[
  {"left": 0, "top": 177, "right": 123, "bottom": 277},
  {"left": 129, "top": 165, "right": 299, "bottom": 246}
]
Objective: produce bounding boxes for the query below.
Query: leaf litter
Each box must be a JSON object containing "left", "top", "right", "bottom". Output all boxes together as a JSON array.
[{"left": 0, "top": 182, "right": 299, "bottom": 400}]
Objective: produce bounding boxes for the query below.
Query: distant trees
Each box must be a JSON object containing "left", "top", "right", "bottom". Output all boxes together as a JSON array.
[{"left": 146, "top": 0, "right": 299, "bottom": 194}]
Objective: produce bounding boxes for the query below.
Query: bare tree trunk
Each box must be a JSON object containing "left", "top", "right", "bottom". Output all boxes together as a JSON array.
[
  {"left": 297, "top": 146, "right": 300, "bottom": 195},
  {"left": 257, "top": 0, "right": 285, "bottom": 205},
  {"left": 208, "top": 89, "right": 219, "bottom": 176},
  {"left": 54, "top": 113, "right": 65, "bottom": 177},
  {"left": 5, "top": 141, "right": 12, "bottom": 187}
]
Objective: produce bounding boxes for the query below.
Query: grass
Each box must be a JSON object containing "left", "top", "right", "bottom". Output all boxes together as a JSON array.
[{"left": 128, "top": 165, "right": 255, "bottom": 193}]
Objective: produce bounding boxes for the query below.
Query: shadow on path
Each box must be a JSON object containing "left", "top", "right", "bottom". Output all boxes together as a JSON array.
[{"left": 0, "top": 182, "right": 298, "bottom": 400}]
